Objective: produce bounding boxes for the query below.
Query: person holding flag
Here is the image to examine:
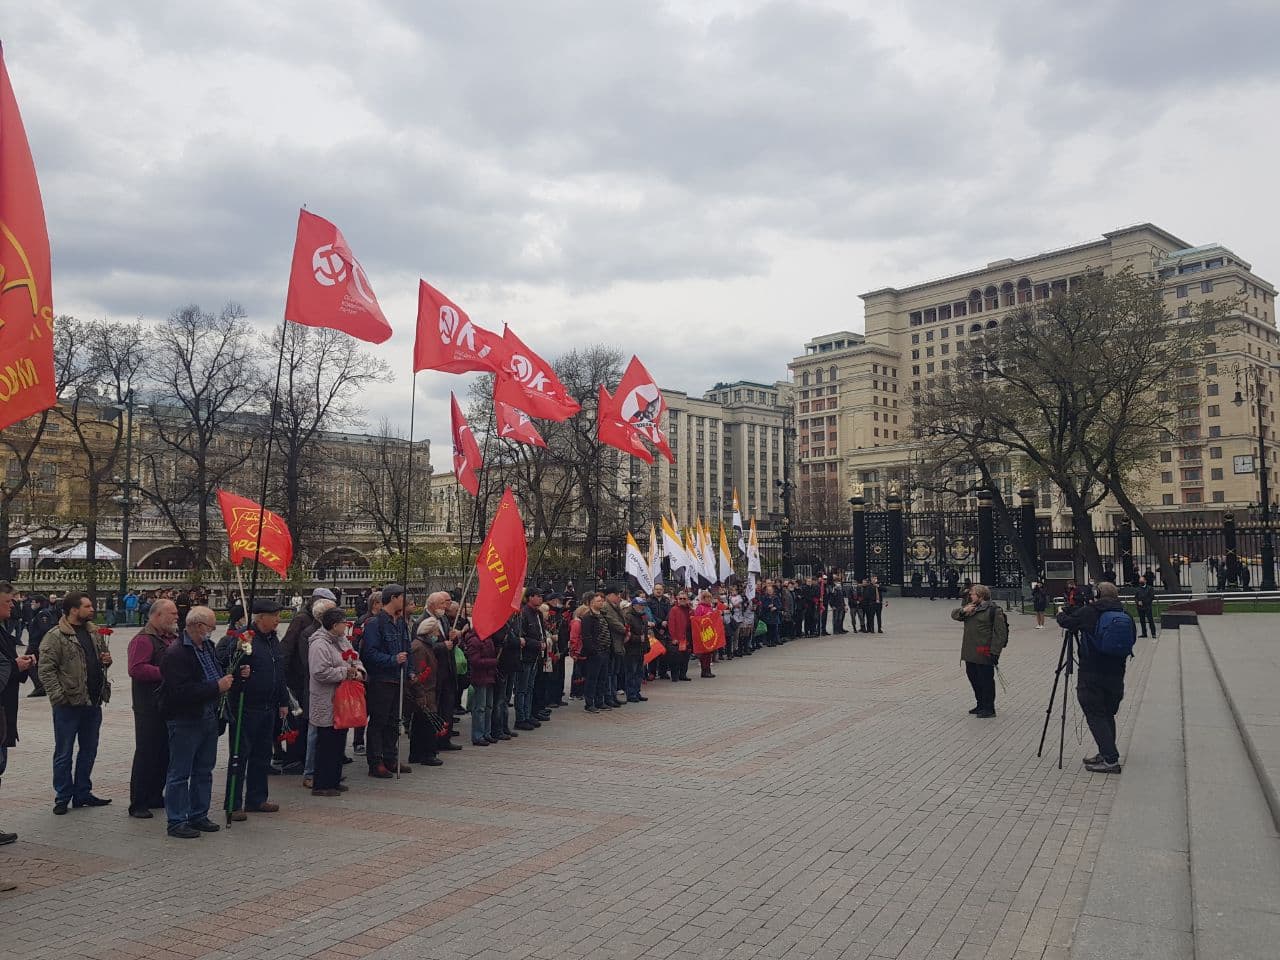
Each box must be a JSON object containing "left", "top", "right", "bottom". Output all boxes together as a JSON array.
[{"left": 666, "top": 591, "right": 694, "bottom": 682}]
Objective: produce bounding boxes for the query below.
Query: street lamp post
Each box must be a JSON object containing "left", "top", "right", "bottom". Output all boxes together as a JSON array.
[
  {"left": 776, "top": 410, "right": 796, "bottom": 578},
  {"left": 1233, "top": 363, "right": 1275, "bottom": 590},
  {"left": 112, "top": 390, "right": 137, "bottom": 606}
]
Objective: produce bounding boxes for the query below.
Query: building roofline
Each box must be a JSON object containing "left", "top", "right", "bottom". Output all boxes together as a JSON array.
[{"left": 859, "top": 223, "right": 1195, "bottom": 300}]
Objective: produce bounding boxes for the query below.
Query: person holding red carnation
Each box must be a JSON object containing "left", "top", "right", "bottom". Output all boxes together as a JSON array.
[{"left": 307, "top": 608, "right": 365, "bottom": 796}]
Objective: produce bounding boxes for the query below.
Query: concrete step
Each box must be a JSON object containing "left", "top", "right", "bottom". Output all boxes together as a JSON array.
[
  {"left": 1180, "top": 624, "right": 1280, "bottom": 959},
  {"left": 1070, "top": 629, "right": 1193, "bottom": 960}
]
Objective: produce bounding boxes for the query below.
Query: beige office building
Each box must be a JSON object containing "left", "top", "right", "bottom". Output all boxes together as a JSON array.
[{"left": 789, "top": 224, "right": 1280, "bottom": 520}]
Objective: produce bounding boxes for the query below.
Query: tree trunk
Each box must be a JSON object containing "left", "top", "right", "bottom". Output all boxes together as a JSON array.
[
  {"left": 0, "top": 502, "right": 13, "bottom": 582},
  {"left": 1070, "top": 506, "right": 1104, "bottom": 581},
  {"left": 195, "top": 460, "right": 209, "bottom": 572},
  {"left": 85, "top": 476, "right": 100, "bottom": 596},
  {"left": 1110, "top": 473, "right": 1182, "bottom": 591},
  {"left": 977, "top": 467, "right": 1038, "bottom": 583}
]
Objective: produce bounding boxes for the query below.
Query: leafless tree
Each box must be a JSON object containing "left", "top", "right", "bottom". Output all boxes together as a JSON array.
[
  {"left": 342, "top": 418, "right": 424, "bottom": 555},
  {"left": 263, "top": 324, "right": 393, "bottom": 561},
  {"left": 137, "top": 303, "right": 263, "bottom": 570}
]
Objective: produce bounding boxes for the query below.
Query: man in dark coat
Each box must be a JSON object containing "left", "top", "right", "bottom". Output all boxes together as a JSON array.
[
  {"left": 828, "top": 580, "right": 847, "bottom": 633},
  {"left": 648, "top": 585, "right": 672, "bottom": 679},
  {"left": 361, "top": 585, "right": 412, "bottom": 777},
  {"left": 622, "top": 598, "right": 650, "bottom": 703},
  {"left": 24, "top": 595, "right": 55, "bottom": 697},
  {"left": 1056, "top": 582, "right": 1132, "bottom": 773},
  {"left": 515, "top": 589, "right": 548, "bottom": 729},
  {"left": 0, "top": 581, "right": 34, "bottom": 858},
  {"left": 492, "top": 616, "right": 521, "bottom": 740},
  {"left": 1134, "top": 575, "right": 1157, "bottom": 638},
  {"left": 218, "top": 599, "right": 289, "bottom": 817}
]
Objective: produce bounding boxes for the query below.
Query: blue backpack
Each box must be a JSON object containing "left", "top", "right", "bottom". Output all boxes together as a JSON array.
[{"left": 1090, "top": 609, "right": 1136, "bottom": 658}]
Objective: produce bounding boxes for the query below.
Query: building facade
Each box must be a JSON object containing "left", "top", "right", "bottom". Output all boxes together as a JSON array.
[{"left": 792, "top": 224, "right": 1279, "bottom": 520}]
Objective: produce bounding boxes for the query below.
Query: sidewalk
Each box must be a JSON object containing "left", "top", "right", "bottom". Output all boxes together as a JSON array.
[{"left": 1, "top": 601, "right": 1143, "bottom": 960}]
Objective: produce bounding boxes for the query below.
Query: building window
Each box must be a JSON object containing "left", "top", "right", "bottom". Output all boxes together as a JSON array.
[
  {"left": 1209, "top": 426, "right": 1222, "bottom": 437},
  {"left": 1177, "top": 285, "right": 1188, "bottom": 298},
  {"left": 1206, "top": 362, "right": 1218, "bottom": 375},
  {"left": 1207, "top": 383, "right": 1219, "bottom": 396},
  {"left": 1178, "top": 306, "right": 1191, "bottom": 318},
  {"left": 1162, "top": 494, "right": 1174, "bottom": 505},
  {"left": 1209, "top": 446, "right": 1222, "bottom": 459},
  {"left": 1160, "top": 451, "right": 1172, "bottom": 463},
  {"left": 1211, "top": 467, "right": 1224, "bottom": 480},
  {"left": 1182, "top": 468, "right": 1202, "bottom": 482},
  {"left": 1184, "top": 490, "right": 1203, "bottom": 504},
  {"left": 1202, "top": 280, "right": 1214, "bottom": 294},
  {"left": 1161, "top": 471, "right": 1173, "bottom": 483},
  {"left": 1208, "top": 404, "right": 1220, "bottom": 417},
  {"left": 1212, "top": 491, "right": 1225, "bottom": 502}
]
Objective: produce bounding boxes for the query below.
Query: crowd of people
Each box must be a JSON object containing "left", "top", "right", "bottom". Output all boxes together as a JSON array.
[{"left": 0, "top": 571, "right": 885, "bottom": 879}]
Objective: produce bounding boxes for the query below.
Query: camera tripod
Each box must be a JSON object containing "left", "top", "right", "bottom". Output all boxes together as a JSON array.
[{"left": 1037, "top": 628, "right": 1076, "bottom": 769}]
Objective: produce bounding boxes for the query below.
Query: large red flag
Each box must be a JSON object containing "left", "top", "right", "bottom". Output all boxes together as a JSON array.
[
  {"left": 451, "top": 392, "right": 482, "bottom": 495},
  {"left": 615, "top": 355, "right": 674, "bottom": 463},
  {"left": 413, "top": 279, "right": 506, "bottom": 374},
  {"left": 0, "top": 44, "right": 56, "bottom": 432},
  {"left": 284, "top": 209, "right": 392, "bottom": 344},
  {"left": 598, "top": 386, "right": 654, "bottom": 463},
  {"left": 492, "top": 326, "right": 581, "bottom": 422},
  {"left": 691, "top": 613, "right": 726, "bottom": 654},
  {"left": 495, "top": 398, "right": 546, "bottom": 449},
  {"left": 597, "top": 386, "right": 654, "bottom": 463},
  {"left": 472, "top": 488, "right": 528, "bottom": 640},
  {"left": 216, "top": 489, "right": 294, "bottom": 578}
]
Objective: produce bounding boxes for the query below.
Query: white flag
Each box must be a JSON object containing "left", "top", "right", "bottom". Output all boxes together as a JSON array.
[
  {"left": 625, "top": 531, "right": 654, "bottom": 593},
  {"left": 732, "top": 488, "right": 745, "bottom": 556},
  {"left": 746, "top": 571, "right": 757, "bottom": 601},
  {"left": 648, "top": 523, "right": 661, "bottom": 587},
  {"left": 747, "top": 518, "right": 761, "bottom": 575},
  {"left": 662, "top": 515, "right": 687, "bottom": 574},
  {"left": 718, "top": 522, "right": 734, "bottom": 584}
]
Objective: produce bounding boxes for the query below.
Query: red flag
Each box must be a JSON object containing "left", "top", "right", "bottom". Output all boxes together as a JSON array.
[
  {"left": 413, "top": 279, "right": 506, "bottom": 374},
  {"left": 495, "top": 398, "right": 546, "bottom": 448},
  {"left": 451, "top": 392, "right": 482, "bottom": 495},
  {"left": 597, "top": 386, "right": 654, "bottom": 463},
  {"left": 472, "top": 488, "right": 528, "bottom": 640},
  {"left": 216, "top": 489, "right": 294, "bottom": 579},
  {"left": 0, "top": 45, "right": 56, "bottom": 432},
  {"left": 284, "top": 209, "right": 392, "bottom": 343},
  {"left": 643, "top": 636, "right": 667, "bottom": 666},
  {"left": 691, "top": 613, "right": 726, "bottom": 654},
  {"left": 492, "top": 326, "right": 581, "bottom": 422},
  {"left": 615, "top": 355, "right": 674, "bottom": 463}
]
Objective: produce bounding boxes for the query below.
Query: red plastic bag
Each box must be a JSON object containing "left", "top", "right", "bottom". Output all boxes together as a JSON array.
[{"left": 333, "top": 679, "right": 368, "bottom": 731}]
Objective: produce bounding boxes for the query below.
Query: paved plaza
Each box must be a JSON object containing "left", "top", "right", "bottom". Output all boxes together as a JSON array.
[{"left": 0, "top": 600, "right": 1147, "bottom": 960}]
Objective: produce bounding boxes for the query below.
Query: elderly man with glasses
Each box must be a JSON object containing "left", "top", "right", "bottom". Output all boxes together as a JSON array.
[{"left": 160, "top": 605, "right": 245, "bottom": 839}]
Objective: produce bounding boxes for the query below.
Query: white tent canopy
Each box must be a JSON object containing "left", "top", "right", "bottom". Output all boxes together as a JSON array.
[
  {"left": 54, "top": 541, "right": 122, "bottom": 561},
  {"left": 8, "top": 543, "right": 58, "bottom": 559}
]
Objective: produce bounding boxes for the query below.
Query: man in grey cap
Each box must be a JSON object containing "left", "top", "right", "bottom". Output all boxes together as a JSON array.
[{"left": 359, "top": 584, "right": 410, "bottom": 778}]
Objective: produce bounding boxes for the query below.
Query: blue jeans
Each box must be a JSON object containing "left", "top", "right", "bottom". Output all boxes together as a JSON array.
[
  {"left": 623, "top": 655, "right": 643, "bottom": 701},
  {"left": 51, "top": 704, "right": 102, "bottom": 804},
  {"left": 515, "top": 663, "right": 538, "bottom": 721},
  {"left": 470, "top": 684, "right": 494, "bottom": 743},
  {"left": 224, "top": 705, "right": 273, "bottom": 812},
  {"left": 492, "top": 672, "right": 515, "bottom": 735},
  {"left": 165, "top": 716, "right": 219, "bottom": 827}
]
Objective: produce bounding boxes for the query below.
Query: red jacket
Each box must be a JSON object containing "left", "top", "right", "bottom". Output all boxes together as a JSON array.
[{"left": 667, "top": 603, "right": 693, "bottom": 653}]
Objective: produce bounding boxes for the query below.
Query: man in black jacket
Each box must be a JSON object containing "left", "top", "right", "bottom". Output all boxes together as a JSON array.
[
  {"left": 162, "top": 606, "right": 242, "bottom": 838},
  {"left": 828, "top": 581, "right": 846, "bottom": 634},
  {"left": 219, "top": 599, "right": 289, "bottom": 818},
  {"left": 515, "top": 590, "right": 546, "bottom": 730},
  {"left": 1055, "top": 582, "right": 1132, "bottom": 774},
  {"left": 492, "top": 617, "right": 521, "bottom": 740},
  {"left": 1134, "top": 575, "right": 1157, "bottom": 638}
]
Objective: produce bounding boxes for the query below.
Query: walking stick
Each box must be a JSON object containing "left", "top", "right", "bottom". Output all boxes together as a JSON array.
[
  {"left": 395, "top": 660, "right": 404, "bottom": 781},
  {"left": 224, "top": 689, "right": 246, "bottom": 827}
]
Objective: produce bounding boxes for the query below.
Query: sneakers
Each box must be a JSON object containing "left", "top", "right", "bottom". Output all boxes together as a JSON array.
[
  {"left": 0, "top": 830, "right": 16, "bottom": 845},
  {"left": 189, "top": 818, "right": 221, "bottom": 833},
  {"left": 1082, "top": 754, "right": 1102, "bottom": 765},
  {"left": 1084, "top": 757, "right": 1122, "bottom": 774},
  {"left": 353, "top": 743, "right": 365, "bottom": 755},
  {"left": 167, "top": 824, "right": 201, "bottom": 839}
]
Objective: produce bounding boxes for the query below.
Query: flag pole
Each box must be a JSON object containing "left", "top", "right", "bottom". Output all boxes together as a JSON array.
[
  {"left": 247, "top": 315, "right": 290, "bottom": 611},
  {"left": 401, "top": 371, "right": 418, "bottom": 589}
]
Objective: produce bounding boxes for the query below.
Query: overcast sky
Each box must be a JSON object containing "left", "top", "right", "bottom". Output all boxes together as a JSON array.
[{"left": 10, "top": 1, "right": 1280, "bottom": 468}]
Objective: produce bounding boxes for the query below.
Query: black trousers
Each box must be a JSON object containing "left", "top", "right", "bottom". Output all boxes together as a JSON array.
[
  {"left": 1137, "top": 608, "right": 1157, "bottom": 636},
  {"left": 667, "top": 652, "right": 690, "bottom": 680},
  {"left": 313, "top": 725, "right": 346, "bottom": 790},
  {"left": 129, "top": 706, "right": 169, "bottom": 812},
  {"left": 965, "top": 662, "right": 996, "bottom": 711},
  {"left": 832, "top": 607, "right": 846, "bottom": 632},
  {"left": 869, "top": 605, "right": 883, "bottom": 632},
  {"left": 365, "top": 681, "right": 401, "bottom": 769},
  {"left": 1077, "top": 671, "right": 1124, "bottom": 762}
]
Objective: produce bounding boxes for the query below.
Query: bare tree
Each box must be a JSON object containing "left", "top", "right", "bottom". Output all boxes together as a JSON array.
[
  {"left": 917, "top": 270, "right": 1226, "bottom": 585},
  {"left": 342, "top": 418, "right": 422, "bottom": 555},
  {"left": 57, "top": 319, "right": 146, "bottom": 593},
  {"left": 137, "top": 303, "right": 263, "bottom": 570},
  {"left": 264, "top": 324, "right": 393, "bottom": 560},
  {"left": 0, "top": 318, "right": 90, "bottom": 579}
]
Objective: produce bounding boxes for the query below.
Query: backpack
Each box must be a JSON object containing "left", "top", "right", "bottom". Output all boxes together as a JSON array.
[{"left": 1090, "top": 609, "right": 1136, "bottom": 658}]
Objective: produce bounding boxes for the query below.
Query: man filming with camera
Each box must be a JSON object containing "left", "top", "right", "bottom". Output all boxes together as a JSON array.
[{"left": 1055, "top": 581, "right": 1135, "bottom": 774}]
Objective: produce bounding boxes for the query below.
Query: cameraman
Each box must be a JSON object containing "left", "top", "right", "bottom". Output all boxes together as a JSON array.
[{"left": 1055, "top": 581, "right": 1131, "bottom": 774}]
